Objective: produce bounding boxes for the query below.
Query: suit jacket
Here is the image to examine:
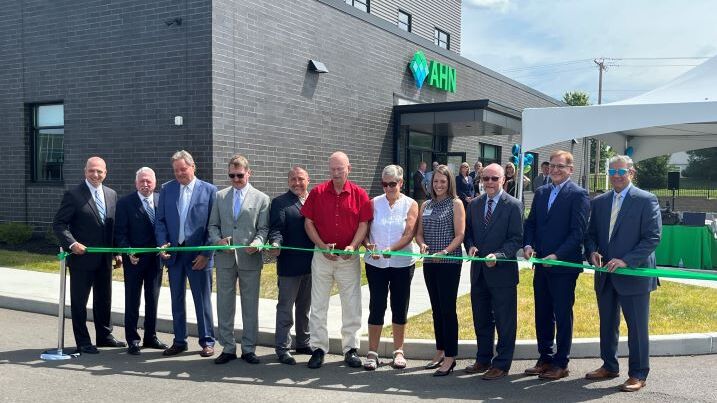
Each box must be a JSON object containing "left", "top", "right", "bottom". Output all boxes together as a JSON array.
[
  {"left": 464, "top": 192, "right": 523, "bottom": 287},
  {"left": 155, "top": 178, "right": 217, "bottom": 266},
  {"left": 524, "top": 180, "right": 589, "bottom": 274},
  {"left": 208, "top": 183, "right": 270, "bottom": 271},
  {"left": 114, "top": 192, "right": 160, "bottom": 269},
  {"left": 268, "top": 190, "right": 313, "bottom": 277},
  {"left": 412, "top": 170, "right": 428, "bottom": 200},
  {"left": 584, "top": 185, "right": 661, "bottom": 296},
  {"left": 456, "top": 174, "right": 475, "bottom": 202},
  {"left": 52, "top": 181, "right": 117, "bottom": 270},
  {"left": 532, "top": 173, "right": 552, "bottom": 191}
]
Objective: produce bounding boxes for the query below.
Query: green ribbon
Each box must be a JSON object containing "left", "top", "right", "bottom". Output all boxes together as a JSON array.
[{"left": 56, "top": 244, "right": 717, "bottom": 282}]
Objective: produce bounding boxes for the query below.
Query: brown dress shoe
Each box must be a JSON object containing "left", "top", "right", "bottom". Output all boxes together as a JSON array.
[
  {"left": 200, "top": 345, "right": 215, "bottom": 357},
  {"left": 464, "top": 361, "right": 491, "bottom": 374},
  {"left": 481, "top": 367, "right": 507, "bottom": 380},
  {"left": 585, "top": 367, "right": 620, "bottom": 380},
  {"left": 524, "top": 361, "right": 552, "bottom": 376},
  {"left": 620, "top": 377, "right": 646, "bottom": 392},
  {"left": 538, "top": 367, "right": 569, "bottom": 380}
]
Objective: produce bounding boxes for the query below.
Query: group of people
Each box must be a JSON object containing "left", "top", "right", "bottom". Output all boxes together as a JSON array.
[{"left": 52, "top": 148, "right": 661, "bottom": 393}]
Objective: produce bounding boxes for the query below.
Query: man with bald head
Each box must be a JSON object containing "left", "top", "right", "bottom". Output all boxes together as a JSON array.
[
  {"left": 301, "top": 152, "right": 372, "bottom": 369},
  {"left": 53, "top": 156, "right": 125, "bottom": 354}
]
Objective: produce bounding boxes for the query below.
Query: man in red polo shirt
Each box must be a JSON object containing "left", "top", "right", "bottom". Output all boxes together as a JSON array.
[{"left": 301, "top": 151, "right": 372, "bottom": 369}]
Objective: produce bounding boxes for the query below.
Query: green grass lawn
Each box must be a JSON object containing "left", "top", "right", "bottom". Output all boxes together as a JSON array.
[{"left": 385, "top": 269, "right": 717, "bottom": 340}]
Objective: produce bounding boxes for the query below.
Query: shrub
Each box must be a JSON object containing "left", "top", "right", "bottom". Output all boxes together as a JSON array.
[{"left": 0, "top": 222, "right": 33, "bottom": 245}]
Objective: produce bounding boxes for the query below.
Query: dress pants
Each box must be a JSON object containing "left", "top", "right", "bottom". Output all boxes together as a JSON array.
[
  {"left": 123, "top": 256, "right": 163, "bottom": 346},
  {"left": 167, "top": 253, "right": 215, "bottom": 347},
  {"left": 69, "top": 262, "right": 113, "bottom": 347},
  {"left": 533, "top": 269, "right": 579, "bottom": 369},
  {"left": 597, "top": 275, "right": 652, "bottom": 380},
  {"left": 275, "top": 273, "right": 312, "bottom": 354},
  {"left": 471, "top": 265, "right": 517, "bottom": 371},
  {"left": 423, "top": 262, "right": 461, "bottom": 357},
  {"left": 216, "top": 264, "right": 261, "bottom": 355},
  {"left": 309, "top": 252, "right": 362, "bottom": 354}
]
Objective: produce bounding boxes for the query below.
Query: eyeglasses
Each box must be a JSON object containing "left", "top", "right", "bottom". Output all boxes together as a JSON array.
[
  {"left": 481, "top": 176, "right": 501, "bottom": 182},
  {"left": 228, "top": 173, "right": 245, "bottom": 179},
  {"left": 608, "top": 168, "right": 629, "bottom": 176},
  {"left": 381, "top": 181, "right": 399, "bottom": 188},
  {"left": 549, "top": 163, "right": 573, "bottom": 170}
]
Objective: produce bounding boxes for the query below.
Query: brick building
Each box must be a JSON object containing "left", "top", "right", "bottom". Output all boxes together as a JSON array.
[{"left": 0, "top": 0, "right": 585, "bottom": 230}]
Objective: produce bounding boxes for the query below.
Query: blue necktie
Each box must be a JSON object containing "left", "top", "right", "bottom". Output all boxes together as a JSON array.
[
  {"left": 94, "top": 189, "right": 105, "bottom": 224},
  {"left": 484, "top": 199, "right": 493, "bottom": 227},
  {"left": 144, "top": 197, "right": 155, "bottom": 225},
  {"left": 233, "top": 190, "right": 242, "bottom": 220}
]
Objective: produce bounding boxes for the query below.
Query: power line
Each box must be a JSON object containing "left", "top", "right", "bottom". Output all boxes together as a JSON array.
[{"left": 501, "top": 59, "right": 593, "bottom": 72}]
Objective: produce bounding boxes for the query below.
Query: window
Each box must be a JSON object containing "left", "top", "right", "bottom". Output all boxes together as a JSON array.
[
  {"left": 31, "top": 103, "right": 64, "bottom": 182},
  {"left": 345, "top": 0, "right": 369, "bottom": 12},
  {"left": 398, "top": 10, "right": 411, "bottom": 32},
  {"left": 480, "top": 143, "right": 502, "bottom": 166},
  {"left": 434, "top": 28, "right": 450, "bottom": 50},
  {"left": 526, "top": 152, "right": 539, "bottom": 182}
]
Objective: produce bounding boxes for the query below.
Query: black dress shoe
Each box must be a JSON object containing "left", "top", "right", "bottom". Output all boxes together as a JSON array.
[
  {"left": 277, "top": 352, "right": 296, "bottom": 365},
  {"left": 307, "top": 349, "right": 325, "bottom": 369},
  {"left": 142, "top": 337, "right": 169, "bottom": 350},
  {"left": 294, "top": 347, "right": 313, "bottom": 355},
  {"left": 214, "top": 352, "right": 237, "bottom": 364},
  {"left": 241, "top": 352, "right": 261, "bottom": 364},
  {"left": 74, "top": 345, "right": 99, "bottom": 355},
  {"left": 433, "top": 361, "right": 457, "bottom": 377},
  {"left": 97, "top": 337, "right": 127, "bottom": 348},
  {"left": 163, "top": 343, "right": 188, "bottom": 356},
  {"left": 424, "top": 356, "right": 445, "bottom": 370},
  {"left": 127, "top": 344, "right": 141, "bottom": 355},
  {"left": 344, "top": 348, "right": 362, "bottom": 368}
]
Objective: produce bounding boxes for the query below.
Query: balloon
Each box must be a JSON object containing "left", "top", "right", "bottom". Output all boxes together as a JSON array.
[
  {"left": 523, "top": 165, "right": 532, "bottom": 174},
  {"left": 512, "top": 155, "right": 519, "bottom": 165},
  {"left": 524, "top": 154, "right": 534, "bottom": 165},
  {"left": 626, "top": 146, "right": 634, "bottom": 156},
  {"left": 512, "top": 144, "right": 521, "bottom": 156}
]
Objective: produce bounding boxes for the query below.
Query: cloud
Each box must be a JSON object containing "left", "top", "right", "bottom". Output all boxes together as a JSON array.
[{"left": 463, "top": 0, "right": 512, "bottom": 12}]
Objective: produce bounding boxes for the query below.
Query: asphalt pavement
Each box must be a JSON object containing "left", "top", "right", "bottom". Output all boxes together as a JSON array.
[{"left": 1, "top": 308, "right": 716, "bottom": 402}]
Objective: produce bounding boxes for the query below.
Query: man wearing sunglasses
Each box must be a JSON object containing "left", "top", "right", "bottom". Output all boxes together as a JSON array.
[
  {"left": 208, "top": 154, "right": 270, "bottom": 365},
  {"left": 523, "top": 150, "right": 589, "bottom": 380},
  {"left": 584, "top": 155, "right": 661, "bottom": 392}
]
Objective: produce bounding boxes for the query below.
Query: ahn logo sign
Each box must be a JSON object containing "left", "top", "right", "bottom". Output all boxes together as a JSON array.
[{"left": 408, "top": 51, "right": 457, "bottom": 93}]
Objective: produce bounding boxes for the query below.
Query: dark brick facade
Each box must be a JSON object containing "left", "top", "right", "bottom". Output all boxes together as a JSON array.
[{"left": 1, "top": 0, "right": 584, "bottom": 231}]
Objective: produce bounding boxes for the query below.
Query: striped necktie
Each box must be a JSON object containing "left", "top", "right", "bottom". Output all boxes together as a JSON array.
[
  {"left": 94, "top": 189, "right": 105, "bottom": 224},
  {"left": 608, "top": 193, "right": 622, "bottom": 241},
  {"left": 484, "top": 198, "right": 494, "bottom": 227},
  {"left": 144, "top": 197, "right": 155, "bottom": 225}
]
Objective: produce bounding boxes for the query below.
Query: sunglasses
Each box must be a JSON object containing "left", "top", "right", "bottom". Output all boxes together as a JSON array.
[
  {"left": 608, "top": 168, "right": 629, "bottom": 176},
  {"left": 228, "top": 173, "right": 245, "bottom": 179},
  {"left": 481, "top": 176, "right": 501, "bottom": 182},
  {"left": 381, "top": 181, "right": 399, "bottom": 188}
]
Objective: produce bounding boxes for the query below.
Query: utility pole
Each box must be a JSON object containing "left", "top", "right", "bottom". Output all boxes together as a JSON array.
[{"left": 593, "top": 58, "right": 607, "bottom": 191}]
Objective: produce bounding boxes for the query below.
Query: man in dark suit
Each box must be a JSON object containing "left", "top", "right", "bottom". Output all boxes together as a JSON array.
[
  {"left": 268, "top": 166, "right": 315, "bottom": 365},
  {"left": 584, "top": 155, "right": 661, "bottom": 392},
  {"left": 114, "top": 167, "right": 169, "bottom": 355},
  {"left": 532, "top": 161, "right": 552, "bottom": 191},
  {"left": 523, "top": 151, "right": 590, "bottom": 379},
  {"left": 463, "top": 163, "right": 523, "bottom": 380},
  {"left": 412, "top": 161, "right": 428, "bottom": 203},
  {"left": 155, "top": 150, "right": 217, "bottom": 358},
  {"left": 53, "top": 156, "right": 126, "bottom": 354}
]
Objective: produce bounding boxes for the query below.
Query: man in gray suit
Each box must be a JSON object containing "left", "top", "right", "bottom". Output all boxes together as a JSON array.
[
  {"left": 584, "top": 155, "right": 661, "bottom": 392},
  {"left": 208, "top": 154, "right": 270, "bottom": 365},
  {"left": 532, "top": 161, "right": 551, "bottom": 191}
]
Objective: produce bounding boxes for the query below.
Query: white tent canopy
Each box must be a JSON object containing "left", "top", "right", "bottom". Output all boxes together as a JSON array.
[{"left": 522, "top": 55, "right": 717, "bottom": 162}]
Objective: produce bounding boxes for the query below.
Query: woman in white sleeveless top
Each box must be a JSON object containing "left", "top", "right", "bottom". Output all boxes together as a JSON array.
[{"left": 362, "top": 165, "right": 419, "bottom": 371}]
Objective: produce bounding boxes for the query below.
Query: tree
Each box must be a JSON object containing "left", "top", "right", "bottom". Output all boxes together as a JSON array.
[
  {"left": 635, "top": 155, "right": 671, "bottom": 189},
  {"left": 562, "top": 91, "right": 590, "bottom": 106},
  {"left": 684, "top": 147, "right": 717, "bottom": 180}
]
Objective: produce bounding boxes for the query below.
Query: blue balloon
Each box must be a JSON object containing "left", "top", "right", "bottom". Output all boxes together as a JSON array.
[
  {"left": 512, "top": 144, "right": 521, "bottom": 156},
  {"left": 625, "top": 146, "right": 634, "bottom": 156},
  {"left": 524, "top": 154, "right": 534, "bottom": 165},
  {"left": 512, "top": 155, "right": 519, "bottom": 165}
]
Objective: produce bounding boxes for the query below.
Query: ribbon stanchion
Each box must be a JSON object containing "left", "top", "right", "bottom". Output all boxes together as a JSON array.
[{"left": 40, "top": 247, "right": 72, "bottom": 361}]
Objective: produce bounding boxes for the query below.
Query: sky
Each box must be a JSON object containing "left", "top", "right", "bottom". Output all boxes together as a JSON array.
[{"left": 460, "top": 0, "right": 717, "bottom": 103}]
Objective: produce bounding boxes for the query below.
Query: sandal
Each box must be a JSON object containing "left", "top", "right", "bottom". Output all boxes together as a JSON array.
[
  {"left": 364, "top": 351, "right": 379, "bottom": 371},
  {"left": 392, "top": 349, "right": 407, "bottom": 369}
]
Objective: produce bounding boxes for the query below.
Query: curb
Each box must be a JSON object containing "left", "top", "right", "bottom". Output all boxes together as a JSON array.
[{"left": 2, "top": 294, "right": 715, "bottom": 360}]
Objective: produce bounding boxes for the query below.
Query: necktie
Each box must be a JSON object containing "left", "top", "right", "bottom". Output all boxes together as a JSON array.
[
  {"left": 94, "top": 189, "right": 105, "bottom": 224},
  {"left": 608, "top": 193, "right": 622, "bottom": 241},
  {"left": 144, "top": 197, "right": 155, "bottom": 225},
  {"left": 484, "top": 198, "right": 494, "bottom": 227},
  {"left": 543, "top": 176, "right": 549, "bottom": 185},
  {"left": 178, "top": 186, "right": 191, "bottom": 244},
  {"left": 233, "top": 189, "right": 243, "bottom": 220}
]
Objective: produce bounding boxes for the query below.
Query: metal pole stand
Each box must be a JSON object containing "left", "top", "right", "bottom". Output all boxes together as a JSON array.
[{"left": 40, "top": 247, "right": 72, "bottom": 360}]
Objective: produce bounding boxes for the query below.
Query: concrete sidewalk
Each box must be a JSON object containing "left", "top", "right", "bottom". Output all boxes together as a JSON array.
[{"left": 1, "top": 265, "right": 715, "bottom": 359}]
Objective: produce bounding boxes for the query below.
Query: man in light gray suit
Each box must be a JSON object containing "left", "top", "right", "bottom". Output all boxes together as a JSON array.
[
  {"left": 208, "top": 154, "right": 270, "bottom": 365},
  {"left": 532, "top": 161, "right": 552, "bottom": 191},
  {"left": 584, "top": 155, "right": 661, "bottom": 393}
]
